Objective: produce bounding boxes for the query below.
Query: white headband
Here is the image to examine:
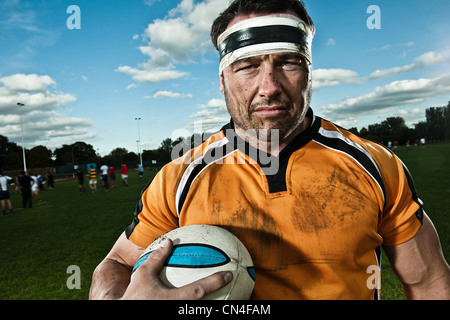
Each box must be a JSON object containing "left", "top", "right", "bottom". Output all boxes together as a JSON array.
[{"left": 218, "top": 14, "right": 313, "bottom": 74}]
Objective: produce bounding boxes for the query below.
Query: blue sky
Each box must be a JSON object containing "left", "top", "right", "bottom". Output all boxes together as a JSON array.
[{"left": 1, "top": 0, "right": 449, "bottom": 156}]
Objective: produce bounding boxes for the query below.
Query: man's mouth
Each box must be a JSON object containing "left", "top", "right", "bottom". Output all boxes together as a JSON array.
[{"left": 254, "top": 105, "right": 288, "bottom": 117}]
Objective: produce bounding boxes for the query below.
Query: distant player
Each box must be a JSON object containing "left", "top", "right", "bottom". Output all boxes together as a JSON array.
[
  {"left": 30, "top": 173, "right": 41, "bottom": 202},
  {"left": 0, "top": 170, "right": 13, "bottom": 215},
  {"left": 109, "top": 166, "right": 116, "bottom": 188},
  {"left": 88, "top": 166, "right": 97, "bottom": 193},
  {"left": 77, "top": 169, "right": 85, "bottom": 192},
  {"left": 121, "top": 164, "right": 129, "bottom": 186},
  {"left": 100, "top": 164, "right": 109, "bottom": 191},
  {"left": 138, "top": 164, "right": 144, "bottom": 180}
]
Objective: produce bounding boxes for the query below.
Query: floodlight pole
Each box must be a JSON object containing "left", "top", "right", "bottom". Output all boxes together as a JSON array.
[
  {"left": 17, "top": 103, "right": 27, "bottom": 173},
  {"left": 135, "top": 117, "right": 143, "bottom": 166}
]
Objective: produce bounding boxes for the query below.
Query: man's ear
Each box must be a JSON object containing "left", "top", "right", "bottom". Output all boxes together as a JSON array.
[{"left": 220, "top": 74, "right": 225, "bottom": 93}]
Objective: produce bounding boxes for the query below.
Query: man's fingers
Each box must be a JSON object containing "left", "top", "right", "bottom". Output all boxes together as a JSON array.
[
  {"left": 140, "top": 238, "right": 173, "bottom": 277},
  {"left": 130, "top": 238, "right": 233, "bottom": 300},
  {"left": 173, "top": 271, "right": 233, "bottom": 300}
]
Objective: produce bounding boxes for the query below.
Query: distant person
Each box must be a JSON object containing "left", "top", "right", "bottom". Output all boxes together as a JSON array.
[
  {"left": 109, "top": 166, "right": 116, "bottom": 188},
  {"left": 77, "top": 169, "right": 85, "bottom": 192},
  {"left": 138, "top": 164, "right": 144, "bottom": 180},
  {"left": 37, "top": 175, "right": 44, "bottom": 191},
  {"left": 17, "top": 171, "right": 33, "bottom": 209},
  {"left": 420, "top": 138, "right": 426, "bottom": 147},
  {"left": 30, "top": 173, "right": 42, "bottom": 202},
  {"left": 121, "top": 164, "right": 129, "bottom": 186},
  {"left": 88, "top": 166, "right": 97, "bottom": 193},
  {"left": 100, "top": 164, "right": 109, "bottom": 191},
  {"left": 46, "top": 171, "right": 54, "bottom": 189},
  {"left": 0, "top": 170, "right": 13, "bottom": 215}
]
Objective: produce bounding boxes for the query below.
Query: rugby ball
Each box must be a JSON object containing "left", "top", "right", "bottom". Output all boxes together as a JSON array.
[{"left": 132, "top": 224, "right": 255, "bottom": 300}]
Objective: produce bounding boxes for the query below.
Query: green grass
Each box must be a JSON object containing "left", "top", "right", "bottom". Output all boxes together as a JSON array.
[
  {"left": 0, "top": 144, "right": 448, "bottom": 300},
  {"left": 379, "top": 143, "right": 450, "bottom": 300},
  {"left": 0, "top": 172, "right": 153, "bottom": 300}
]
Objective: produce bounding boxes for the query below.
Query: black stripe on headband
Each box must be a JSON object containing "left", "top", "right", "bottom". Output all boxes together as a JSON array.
[{"left": 219, "top": 25, "right": 308, "bottom": 61}]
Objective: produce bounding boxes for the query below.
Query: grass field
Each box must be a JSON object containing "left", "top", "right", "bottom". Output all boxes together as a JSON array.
[{"left": 0, "top": 144, "right": 448, "bottom": 300}]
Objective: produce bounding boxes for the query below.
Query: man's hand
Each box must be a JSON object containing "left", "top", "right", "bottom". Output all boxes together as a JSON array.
[{"left": 120, "top": 238, "right": 233, "bottom": 300}]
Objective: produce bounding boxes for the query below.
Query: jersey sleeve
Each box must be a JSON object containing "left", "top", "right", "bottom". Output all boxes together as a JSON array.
[
  {"left": 125, "top": 165, "right": 180, "bottom": 249},
  {"left": 376, "top": 149, "right": 423, "bottom": 246}
]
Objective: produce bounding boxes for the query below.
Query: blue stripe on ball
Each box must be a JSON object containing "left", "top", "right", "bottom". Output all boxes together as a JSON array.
[
  {"left": 247, "top": 267, "right": 256, "bottom": 281},
  {"left": 132, "top": 244, "right": 231, "bottom": 273}
]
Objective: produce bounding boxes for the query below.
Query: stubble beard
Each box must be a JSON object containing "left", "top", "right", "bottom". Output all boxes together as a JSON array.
[{"left": 223, "top": 86, "right": 311, "bottom": 144}]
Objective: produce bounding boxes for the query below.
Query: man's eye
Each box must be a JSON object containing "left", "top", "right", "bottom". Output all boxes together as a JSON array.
[
  {"left": 281, "top": 61, "right": 300, "bottom": 67},
  {"left": 238, "top": 64, "right": 255, "bottom": 71}
]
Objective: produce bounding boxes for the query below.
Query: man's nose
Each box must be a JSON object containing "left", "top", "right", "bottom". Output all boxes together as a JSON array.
[{"left": 258, "top": 65, "right": 282, "bottom": 99}]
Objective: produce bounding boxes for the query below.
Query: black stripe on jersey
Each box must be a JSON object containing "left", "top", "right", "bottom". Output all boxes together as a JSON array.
[
  {"left": 177, "top": 141, "right": 237, "bottom": 216},
  {"left": 125, "top": 177, "right": 155, "bottom": 239},
  {"left": 313, "top": 128, "right": 387, "bottom": 207},
  {"left": 401, "top": 162, "right": 424, "bottom": 224},
  {"left": 374, "top": 246, "right": 382, "bottom": 300}
]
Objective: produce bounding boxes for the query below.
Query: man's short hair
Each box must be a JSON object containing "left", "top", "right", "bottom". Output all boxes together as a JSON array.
[{"left": 211, "top": 0, "right": 315, "bottom": 51}]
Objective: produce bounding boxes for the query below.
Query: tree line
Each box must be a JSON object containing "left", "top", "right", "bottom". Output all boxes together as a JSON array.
[
  {"left": 1, "top": 102, "right": 448, "bottom": 171},
  {"left": 348, "top": 102, "right": 449, "bottom": 145}
]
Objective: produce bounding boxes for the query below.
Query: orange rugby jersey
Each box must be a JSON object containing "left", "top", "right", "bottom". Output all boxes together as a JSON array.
[{"left": 125, "top": 109, "right": 423, "bottom": 300}]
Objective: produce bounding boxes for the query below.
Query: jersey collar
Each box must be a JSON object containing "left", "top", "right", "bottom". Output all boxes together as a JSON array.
[{"left": 221, "top": 108, "right": 320, "bottom": 179}]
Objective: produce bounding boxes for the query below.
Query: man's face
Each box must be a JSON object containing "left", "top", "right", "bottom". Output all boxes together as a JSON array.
[{"left": 220, "top": 14, "right": 313, "bottom": 142}]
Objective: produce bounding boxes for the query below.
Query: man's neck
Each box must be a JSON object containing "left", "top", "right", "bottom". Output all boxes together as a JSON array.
[{"left": 234, "top": 115, "right": 312, "bottom": 157}]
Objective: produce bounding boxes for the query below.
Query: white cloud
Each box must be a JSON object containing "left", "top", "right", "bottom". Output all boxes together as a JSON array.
[
  {"left": 0, "top": 73, "right": 55, "bottom": 92},
  {"left": 117, "top": 0, "right": 228, "bottom": 84},
  {"left": 143, "top": 0, "right": 161, "bottom": 6},
  {"left": 312, "top": 69, "right": 360, "bottom": 90},
  {"left": 152, "top": 90, "right": 193, "bottom": 99},
  {"left": 326, "top": 38, "right": 336, "bottom": 46},
  {"left": 367, "top": 50, "right": 450, "bottom": 80},
  {"left": 320, "top": 73, "right": 450, "bottom": 123},
  {"left": 368, "top": 41, "right": 414, "bottom": 52},
  {"left": 116, "top": 65, "right": 188, "bottom": 83},
  {"left": 186, "top": 98, "right": 229, "bottom": 132},
  {"left": 313, "top": 50, "right": 450, "bottom": 90},
  {"left": 0, "top": 73, "right": 95, "bottom": 149}
]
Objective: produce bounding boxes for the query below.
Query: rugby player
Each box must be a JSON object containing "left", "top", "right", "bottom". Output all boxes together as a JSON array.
[{"left": 90, "top": 0, "right": 450, "bottom": 300}]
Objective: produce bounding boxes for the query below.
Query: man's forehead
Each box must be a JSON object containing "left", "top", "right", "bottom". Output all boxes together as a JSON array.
[{"left": 231, "top": 52, "right": 304, "bottom": 65}]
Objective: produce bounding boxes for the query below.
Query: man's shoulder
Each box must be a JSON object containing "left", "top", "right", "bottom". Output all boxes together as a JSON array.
[
  {"left": 318, "top": 118, "right": 401, "bottom": 180},
  {"left": 160, "top": 127, "right": 229, "bottom": 176}
]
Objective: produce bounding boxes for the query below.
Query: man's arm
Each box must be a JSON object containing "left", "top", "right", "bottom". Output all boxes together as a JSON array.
[
  {"left": 89, "top": 232, "right": 233, "bottom": 300},
  {"left": 383, "top": 212, "right": 450, "bottom": 300},
  {"left": 89, "top": 232, "right": 141, "bottom": 299}
]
